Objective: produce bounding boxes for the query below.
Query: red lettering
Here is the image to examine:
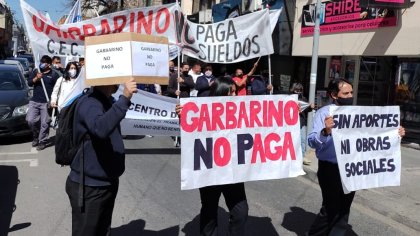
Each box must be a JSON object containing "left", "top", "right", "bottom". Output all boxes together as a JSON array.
[
  {"left": 249, "top": 101, "right": 262, "bottom": 127},
  {"left": 265, "top": 133, "right": 282, "bottom": 161},
  {"left": 155, "top": 8, "right": 170, "bottom": 34},
  {"left": 268, "top": 101, "right": 283, "bottom": 127},
  {"left": 32, "top": 15, "right": 45, "bottom": 32},
  {"left": 251, "top": 133, "right": 266, "bottom": 163},
  {"left": 68, "top": 27, "right": 81, "bottom": 40},
  {"left": 214, "top": 137, "right": 231, "bottom": 167},
  {"left": 130, "top": 12, "right": 135, "bottom": 32},
  {"left": 238, "top": 102, "right": 250, "bottom": 128},
  {"left": 137, "top": 10, "right": 153, "bottom": 34},
  {"left": 345, "top": 0, "right": 353, "bottom": 13},
  {"left": 113, "top": 15, "right": 127, "bottom": 33},
  {"left": 83, "top": 24, "right": 96, "bottom": 39},
  {"left": 198, "top": 104, "right": 211, "bottom": 132},
  {"left": 180, "top": 102, "right": 199, "bottom": 132},
  {"left": 100, "top": 19, "right": 111, "bottom": 35},
  {"left": 212, "top": 102, "right": 225, "bottom": 130},
  {"left": 225, "top": 102, "right": 237, "bottom": 129},
  {"left": 284, "top": 101, "right": 299, "bottom": 125},
  {"left": 46, "top": 25, "right": 62, "bottom": 37},
  {"left": 282, "top": 132, "right": 296, "bottom": 160}
]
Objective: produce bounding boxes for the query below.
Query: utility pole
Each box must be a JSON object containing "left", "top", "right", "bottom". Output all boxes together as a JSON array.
[{"left": 306, "top": 0, "right": 322, "bottom": 151}]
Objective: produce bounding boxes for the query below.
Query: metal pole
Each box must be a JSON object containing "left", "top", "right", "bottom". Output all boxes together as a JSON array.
[
  {"left": 306, "top": 0, "right": 322, "bottom": 153},
  {"left": 268, "top": 55, "right": 272, "bottom": 95}
]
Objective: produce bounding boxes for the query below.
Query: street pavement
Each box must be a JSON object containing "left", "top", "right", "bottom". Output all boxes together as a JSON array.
[{"left": 0, "top": 134, "right": 419, "bottom": 236}]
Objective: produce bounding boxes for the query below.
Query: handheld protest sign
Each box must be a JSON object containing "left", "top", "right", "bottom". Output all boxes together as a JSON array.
[
  {"left": 330, "top": 106, "right": 401, "bottom": 193},
  {"left": 85, "top": 32, "right": 169, "bottom": 86}
]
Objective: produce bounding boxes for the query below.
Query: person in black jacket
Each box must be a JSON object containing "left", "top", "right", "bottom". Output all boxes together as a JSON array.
[
  {"left": 167, "top": 62, "right": 195, "bottom": 98},
  {"left": 65, "top": 79, "right": 137, "bottom": 236},
  {"left": 196, "top": 64, "right": 216, "bottom": 97}
]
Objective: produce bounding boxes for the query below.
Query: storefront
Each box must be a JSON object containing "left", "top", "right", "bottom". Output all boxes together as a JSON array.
[{"left": 293, "top": 0, "right": 420, "bottom": 143}]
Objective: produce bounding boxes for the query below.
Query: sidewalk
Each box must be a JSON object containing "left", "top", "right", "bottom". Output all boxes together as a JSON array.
[{"left": 302, "top": 145, "right": 420, "bottom": 232}]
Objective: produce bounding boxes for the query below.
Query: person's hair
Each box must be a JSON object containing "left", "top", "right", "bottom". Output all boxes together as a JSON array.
[
  {"left": 192, "top": 62, "right": 201, "bottom": 68},
  {"left": 204, "top": 64, "right": 212, "bottom": 70},
  {"left": 290, "top": 82, "right": 303, "bottom": 92},
  {"left": 64, "top": 62, "right": 80, "bottom": 81},
  {"left": 79, "top": 57, "right": 85, "bottom": 62},
  {"left": 181, "top": 62, "right": 189, "bottom": 68},
  {"left": 327, "top": 78, "right": 352, "bottom": 97},
  {"left": 52, "top": 56, "right": 61, "bottom": 62},
  {"left": 40, "top": 55, "right": 52, "bottom": 64},
  {"left": 210, "top": 76, "right": 234, "bottom": 97}
]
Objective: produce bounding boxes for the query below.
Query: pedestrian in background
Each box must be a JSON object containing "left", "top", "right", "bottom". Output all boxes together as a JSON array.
[
  {"left": 26, "top": 55, "right": 59, "bottom": 150},
  {"left": 66, "top": 79, "right": 137, "bottom": 236}
]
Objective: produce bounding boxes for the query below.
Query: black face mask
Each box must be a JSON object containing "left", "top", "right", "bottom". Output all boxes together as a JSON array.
[
  {"left": 182, "top": 71, "right": 189, "bottom": 76},
  {"left": 169, "top": 67, "right": 174, "bottom": 72},
  {"left": 336, "top": 97, "right": 353, "bottom": 106}
]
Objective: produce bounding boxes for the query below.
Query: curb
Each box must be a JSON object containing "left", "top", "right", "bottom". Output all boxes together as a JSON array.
[{"left": 301, "top": 152, "right": 420, "bottom": 232}]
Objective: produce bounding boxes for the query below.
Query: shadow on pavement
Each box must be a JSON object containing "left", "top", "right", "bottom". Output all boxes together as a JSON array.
[
  {"left": 0, "top": 134, "right": 32, "bottom": 145},
  {"left": 282, "top": 207, "right": 358, "bottom": 236},
  {"left": 182, "top": 207, "right": 279, "bottom": 236},
  {"left": 0, "top": 165, "right": 31, "bottom": 235},
  {"left": 125, "top": 148, "right": 181, "bottom": 155},
  {"left": 111, "top": 219, "right": 179, "bottom": 235}
]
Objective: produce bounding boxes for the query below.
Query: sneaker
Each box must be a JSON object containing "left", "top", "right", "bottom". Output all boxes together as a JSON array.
[
  {"left": 36, "top": 143, "right": 47, "bottom": 151},
  {"left": 32, "top": 139, "right": 39, "bottom": 147},
  {"left": 175, "top": 141, "right": 180, "bottom": 148}
]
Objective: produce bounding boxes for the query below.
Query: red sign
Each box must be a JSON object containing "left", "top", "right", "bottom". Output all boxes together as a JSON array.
[{"left": 301, "top": 0, "right": 397, "bottom": 36}]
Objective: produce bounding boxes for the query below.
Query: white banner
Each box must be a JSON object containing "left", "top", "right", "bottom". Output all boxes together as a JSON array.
[
  {"left": 183, "top": 9, "right": 274, "bottom": 64},
  {"left": 330, "top": 106, "right": 401, "bottom": 193},
  {"left": 113, "top": 88, "right": 180, "bottom": 136},
  {"left": 180, "top": 95, "right": 305, "bottom": 190},
  {"left": 21, "top": 0, "right": 281, "bottom": 65}
]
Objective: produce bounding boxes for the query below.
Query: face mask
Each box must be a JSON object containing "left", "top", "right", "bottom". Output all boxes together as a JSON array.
[
  {"left": 169, "top": 67, "right": 174, "bottom": 72},
  {"left": 68, "top": 69, "right": 77, "bottom": 78},
  {"left": 53, "top": 64, "right": 60, "bottom": 69},
  {"left": 336, "top": 97, "right": 353, "bottom": 106},
  {"left": 39, "top": 63, "right": 49, "bottom": 72},
  {"left": 205, "top": 71, "right": 212, "bottom": 77},
  {"left": 182, "top": 71, "right": 189, "bottom": 76}
]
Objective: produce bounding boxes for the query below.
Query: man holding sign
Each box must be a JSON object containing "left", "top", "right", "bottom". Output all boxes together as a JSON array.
[{"left": 306, "top": 78, "right": 405, "bottom": 236}]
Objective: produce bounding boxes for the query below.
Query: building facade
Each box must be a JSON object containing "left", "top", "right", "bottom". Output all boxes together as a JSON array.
[{"left": 0, "top": 2, "right": 14, "bottom": 58}]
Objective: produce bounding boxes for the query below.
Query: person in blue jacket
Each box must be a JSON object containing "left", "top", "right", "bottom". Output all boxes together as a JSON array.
[
  {"left": 65, "top": 79, "right": 137, "bottom": 236},
  {"left": 196, "top": 64, "right": 216, "bottom": 97}
]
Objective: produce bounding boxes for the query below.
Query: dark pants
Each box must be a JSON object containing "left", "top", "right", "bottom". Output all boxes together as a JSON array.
[
  {"left": 65, "top": 177, "right": 119, "bottom": 236},
  {"left": 26, "top": 101, "right": 50, "bottom": 143},
  {"left": 307, "top": 160, "right": 356, "bottom": 236},
  {"left": 199, "top": 183, "right": 248, "bottom": 236}
]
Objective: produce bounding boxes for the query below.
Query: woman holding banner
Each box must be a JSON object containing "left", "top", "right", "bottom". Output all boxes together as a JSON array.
[
  {"left": 176, "top": 76, "right": 248, "bottom": 236},
  {"left": 50, "top": 61, "right": 81, "bottom": 111},
  {"left": 306, "top": 78, "right": 406, "bottom": 236}
]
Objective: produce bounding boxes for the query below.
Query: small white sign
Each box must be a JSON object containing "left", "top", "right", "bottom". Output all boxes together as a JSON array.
[
  {"left": 85, "top": 41, "right": 132, "bottom": 80},
  {"left": 131, "top": 42, "right": 169, "bottom": 77}
]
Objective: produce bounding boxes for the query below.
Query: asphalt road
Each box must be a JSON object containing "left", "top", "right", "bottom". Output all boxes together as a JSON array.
[{"left": 0, "top": 134, "right": 418, "bottom": 236}]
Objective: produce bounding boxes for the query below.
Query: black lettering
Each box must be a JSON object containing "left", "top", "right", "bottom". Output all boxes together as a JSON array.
[
  {"left": 194, "top": 138, "right": 213, "bottom": 170},
  {"left": 237, "top": 134, "right": 254, "bottom": 165}
]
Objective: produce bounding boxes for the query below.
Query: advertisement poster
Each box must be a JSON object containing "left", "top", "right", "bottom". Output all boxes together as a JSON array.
[
  {"left": 301, "top": 0, "right": 397, "bottom": 36},
  {"left": 329, "top": 56, "right": 342, "bottom": 80}
]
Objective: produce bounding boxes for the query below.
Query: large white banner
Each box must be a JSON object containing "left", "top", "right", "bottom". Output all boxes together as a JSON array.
[
  {"left": 183, "top": 9, "right": 274, "bottom": 63},
  {"left": 330, "top": 106, "right": 401, "bottom": 193},
  {"left": 113, "top": 88, "right": 180, "bottom": 136},
  {"left": 21, "top": 0, "right": 281, "bottom": 65},
  {"left": 180, "top": 95, "right": 305, "bottom": 190}
]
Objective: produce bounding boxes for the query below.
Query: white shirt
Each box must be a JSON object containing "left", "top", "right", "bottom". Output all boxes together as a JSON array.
[
  {"left": 51, "top": 76, "right": 78, "bottom": 109},
  {"left": 189, "top": 70, "right": 202, "bottom": 97}
]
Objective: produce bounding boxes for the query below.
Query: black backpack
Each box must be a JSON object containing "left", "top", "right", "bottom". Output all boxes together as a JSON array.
[{"left": 55, "top": 91, "right": 87, "bottom": 166}]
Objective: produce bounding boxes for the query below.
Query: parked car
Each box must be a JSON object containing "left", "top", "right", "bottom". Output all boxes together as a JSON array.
[
  {"left": 17, "top": 54, "right": 35, "bottom": 69},
  {"left": 0, "top": 60, "right": 28, "bottom": 78},
  {"left": 0, "top": 64, "right": 32, "bottom": 137},
  {"left": 6, "top": 57, "right": 31, "bottom": 75}
]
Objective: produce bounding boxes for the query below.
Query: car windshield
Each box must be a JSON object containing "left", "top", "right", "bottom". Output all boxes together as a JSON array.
[{"left": 0, "top": 71, "right": 24, "bottom": 90}]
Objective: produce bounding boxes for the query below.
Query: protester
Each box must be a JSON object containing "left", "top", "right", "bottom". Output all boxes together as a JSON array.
[
  {"left": 167, "top": 62, "right": 195, "bottom": 98},
  {"left": 306, "top": 78, "right": 405, "bottom": 235},
  {"left": 78, "top": 57, "right": 85, "bottom": 67},
  {"left": 251, "top": 71, "right": 273, "bottom": 95},
  {"left": 66, "top": 79, "right": 137, "bottom": 236},
  {"left": 50, "top": 61, "right": 80, "bottom": 110},
  {"left": 290, "top": 82, "right": 314, "bottom": 165},
  {"left": 196, "top": 64, "right": 216, "bottom": 97},
  {"left": 137, "top": 83, "right": 161, "bottom": 95},
  {"left": 176, "top": 76, "right": 247, "bottom": 236},
  {"left": 52, "top": 56, "right": 64, "bottom": 76},
  {"left": 26, "top": 55, "right": 59, "bottom": 150},
  {"left": 162, "top": 60, "right": 176, "bottom": 96},
  {"left": 232, "top": 62, "right": 258, "bottom": 96},
  {"left": 189, "top": 62, "right": 203, "bottom": 97}
]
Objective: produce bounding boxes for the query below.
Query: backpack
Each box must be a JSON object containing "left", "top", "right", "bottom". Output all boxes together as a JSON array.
[{"left": 55, "top": 91, "right": 87, "bottom": 166}]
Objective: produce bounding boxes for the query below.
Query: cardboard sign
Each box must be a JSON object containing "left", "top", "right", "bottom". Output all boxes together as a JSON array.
[
  {"left": 180, "top": 95, "right": 305, "bottom": 190},
  {"left": 85, "top": 33, "right": 169, "bottom": 86},
  {"left": 330, "top": 106, "right": 401, "bottom": 193}
]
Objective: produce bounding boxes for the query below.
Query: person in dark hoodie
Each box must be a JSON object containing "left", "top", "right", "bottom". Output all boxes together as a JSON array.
[
  {"left": 251, "top": 71, "right": 273, "bottom": 95},
  {"left": 196, "top": 64, "right": 216, "bottom": 97},
  {"left": 65, "top": 79, "right": 137, "bottom": 236}
]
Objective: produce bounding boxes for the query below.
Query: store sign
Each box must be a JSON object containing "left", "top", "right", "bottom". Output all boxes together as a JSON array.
[
  {"left": 360, "top": 0, "right": 411, "bottom": 9},
  {"left": 301, "top": 0, "right": 398, "bottom": 36}
]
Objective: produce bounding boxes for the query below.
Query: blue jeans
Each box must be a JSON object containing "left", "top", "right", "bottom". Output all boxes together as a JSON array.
[{"left": 26, "top": 101, "right": 50, "bottom": 143}]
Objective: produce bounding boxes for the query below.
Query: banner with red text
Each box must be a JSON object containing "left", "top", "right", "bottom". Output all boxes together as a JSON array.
[
  {"left": 179, "top": 95, "right": 305, "bottom": 190},
  {"left": 301, "top": 0, "right": 397, "bottom": 36}
]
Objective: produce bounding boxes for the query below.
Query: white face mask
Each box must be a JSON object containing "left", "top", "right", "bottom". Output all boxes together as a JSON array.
[
  {"left": 68, "top": 69, "right": 77, "bottom": 78},
  {"left": 205, "top": 70, "right": 212, "bottom": 77}
]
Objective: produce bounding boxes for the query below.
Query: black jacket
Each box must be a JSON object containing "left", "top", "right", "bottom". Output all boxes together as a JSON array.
[
  {"left": 27, "top": 69, "right": 59, "bottom": 103},
  {"left": 195, "top": 75, "right": 216, "bottom": 97},
  {"left": 69, "top": 89, "right": 130, "bottom": 186},
  {"left": 167, "top": 73, "right": 195, "bottom": 98}
]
